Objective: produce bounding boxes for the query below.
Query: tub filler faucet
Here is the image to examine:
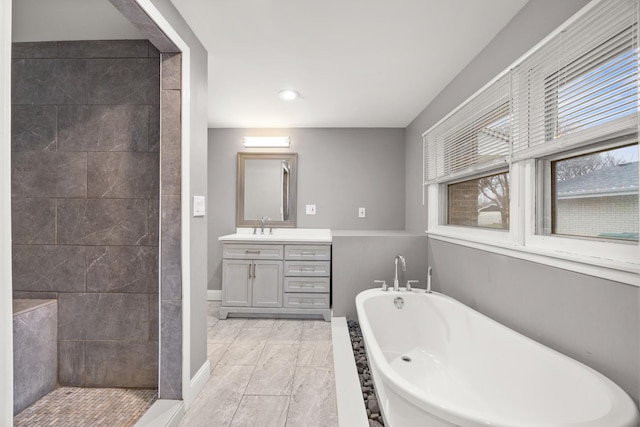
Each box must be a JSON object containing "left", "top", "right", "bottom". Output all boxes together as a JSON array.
[
  {"left": 393, "top": 255, "right": 406, "bottom": 291},
  {"left": 427, "top": 266, "right": 433, "bottom": 293}
]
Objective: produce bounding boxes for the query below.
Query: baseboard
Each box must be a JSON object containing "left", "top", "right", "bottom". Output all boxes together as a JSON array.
[
  {"left": 207, "top": 290, "right": 222, "bottom": 301},
  {"left": 184, "top": 360, "right": 211, "bottom": 410},
  {"left": 134, "top": 399, "right": 184, "bottom": 427}
]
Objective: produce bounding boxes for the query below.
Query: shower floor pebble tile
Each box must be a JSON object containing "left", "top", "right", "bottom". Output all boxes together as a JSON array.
[
  {"left": 180, "top": 302, "right": 338, "bottom": 427},
  {"left": 13, "top": 387, "right": 156, "bottom": 427}
]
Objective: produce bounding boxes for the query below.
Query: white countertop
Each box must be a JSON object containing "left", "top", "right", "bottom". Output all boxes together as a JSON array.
[{"left": 218, "top": 228, "right": 332, "bottom": 243}]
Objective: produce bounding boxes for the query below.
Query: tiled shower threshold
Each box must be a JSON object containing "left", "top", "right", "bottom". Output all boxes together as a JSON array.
[{"left": 13, "top": 387, "right": 157, "bottom": 427}]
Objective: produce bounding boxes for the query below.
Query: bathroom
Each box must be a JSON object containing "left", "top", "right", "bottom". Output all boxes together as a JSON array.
[{"left": 1, "top": 0, "right": 639, "bottom": 426}]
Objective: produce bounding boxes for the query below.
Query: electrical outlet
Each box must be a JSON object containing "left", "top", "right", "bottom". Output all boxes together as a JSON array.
[
  {"left": 306, "top": 204, "right": 317, "bottom": 215},
  {"left": 358, "top": 207, "right": 366, "bottom": 218}
]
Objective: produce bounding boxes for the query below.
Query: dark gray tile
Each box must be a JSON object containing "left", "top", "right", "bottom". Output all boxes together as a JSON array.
[
  {"left": 148, "top": 42, "right": 160, "bottom": 58},
  {"left": 161, "top": 53, "right": 180, "bottom": 90},
  {"left": 13, "top": 291, "right": 58, "bottom": 300},
  {"left": 160, "top": 89, "right": 181, "bottom": 197},
  {"left": 58, "top": 40, "right": 149, "bottom": 58},
  {"left": 87, "top": 58, "right": 159, "bottom": 105},
  {"left": 11, "top": 198, "right": 56, "bottom": 244},
  {"left": 12, "top": 59, "right": 87, "bottom": 104},
  {"left": 11, "top": 105, "right": 57, "bottom": 151},
  {"left": 13, "top": 301, "right": 58, "bottom": 414},
  {"left": 86, "top": 246, "right": 158, "bottom": 293},
  {"left": 87, "top": 152, "right": 159, "bottom": 199},
  {"left": 159, "top": 300, "right": 181, "bottom": 399},
  {"left": 161, "top": 90, "right": 181, "bottom": 153},
  {"left": 149, "top": 294, "right": 159, "bottom": 341},
  {"left": 84, "top": 341, "right": 158, "bottom": 388},
  {"left": 58, "top": 341, "right": 84, "bottom": 386},
  {"left": 58, "top": 293, "right": 149, "bottom": 340},
  {"left": 58, "top": 105, "right": 149, "bottom": 152},
  {"left": 57, "top": 199, "right": 149, "bottom": 245},
  {"left": 12, "top": 42, "right": 58, "bottom": 59},
  {"left": 11, "top": 152, "right": 87, "bottom": 198},
  {"left": 161, "top": 151, "right": 181, "bottom": 196},
  {"left": 149, "top": 199, "right": 159, "bottom": 247},
  {"left": 148, "top": 104, "right": 160, "bottom": 152},
  {"left": 12, "top": 245, "right": 86, "bottom": 293},
  {"left": 161, "top": 196, "right": 181, "bottom": 300}
]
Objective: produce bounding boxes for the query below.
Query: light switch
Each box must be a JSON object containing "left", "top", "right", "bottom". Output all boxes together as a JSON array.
[
  {"left": 359, "top": 207, "right": 366, "bottom": 218},
  {"left": 306, "top": 204, "right": 316, "bottom": 215},
  {"left": 193, "top": 196, "right": 205, "bottom": 217}
]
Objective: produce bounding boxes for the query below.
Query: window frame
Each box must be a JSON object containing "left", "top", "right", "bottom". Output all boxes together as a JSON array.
[
  {"left": 524, "top": 136, "right": 639, "bottom": 267},
  {"left": 427, "top": 166, "right": 517, "bottom": 248}
]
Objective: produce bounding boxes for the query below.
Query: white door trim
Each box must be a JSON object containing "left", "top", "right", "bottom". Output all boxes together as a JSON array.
[{"left": 0, "top": 0, "right": 14, "bottom": 424}]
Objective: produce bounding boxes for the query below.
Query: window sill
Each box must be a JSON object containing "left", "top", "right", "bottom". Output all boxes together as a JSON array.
[{"left": 426, "top": 230, "right": 640, "bottom": 287}]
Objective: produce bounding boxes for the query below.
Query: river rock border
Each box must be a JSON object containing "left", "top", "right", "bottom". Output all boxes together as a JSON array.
[{"left": 347, "top": 319, "right": 385, "bottom": 427}]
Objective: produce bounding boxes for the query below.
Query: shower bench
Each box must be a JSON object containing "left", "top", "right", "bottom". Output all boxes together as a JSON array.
[{"left": 13, "top": 299, "right": 58, "bottom": 415}]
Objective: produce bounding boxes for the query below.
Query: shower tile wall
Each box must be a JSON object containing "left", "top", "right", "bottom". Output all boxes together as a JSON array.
[
  {"left": 159, "top": 52, "right": 183, "bottom": 400},
  {"left": 11, "top": 40, "right": 160, "bottom": 388}
]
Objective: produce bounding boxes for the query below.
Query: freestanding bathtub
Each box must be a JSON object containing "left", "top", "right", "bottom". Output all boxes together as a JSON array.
[{"left": 355, "top": 288, "right": 639, "bottom": 427}]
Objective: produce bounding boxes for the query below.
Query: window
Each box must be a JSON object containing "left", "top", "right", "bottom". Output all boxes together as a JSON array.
[
  {"left": 448, "top": 171, "right": 510, "bottom": 230},
  {"left": 424, "top": 75, "right": 510, "bottom": 185},
  {"left": 549, "top": 144, "right": 639, "bottom": 241},
  {"left": 423, "top": 0, "right": 640, "bottom": 285},
  {"left": 543, "top": 38, "right": 638, "bottom": 141}
]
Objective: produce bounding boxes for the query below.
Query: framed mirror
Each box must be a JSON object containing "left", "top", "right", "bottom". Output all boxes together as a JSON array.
[{"left": 237, "top": 152, "right": 298, "bottom": 228}]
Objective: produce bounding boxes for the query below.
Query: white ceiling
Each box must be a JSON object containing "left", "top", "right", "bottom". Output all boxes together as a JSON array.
[{"left": 12, "top": 0, "right": 528, "bottom": 129}]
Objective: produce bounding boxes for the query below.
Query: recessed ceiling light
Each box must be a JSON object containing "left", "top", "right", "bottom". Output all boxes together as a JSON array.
[{"left": 278, "top": 89, "right": 300, "bottom": 100}]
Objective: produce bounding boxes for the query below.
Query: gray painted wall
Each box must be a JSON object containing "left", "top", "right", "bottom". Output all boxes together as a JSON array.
[
  {"left": 429, "top": 239, "right": 639, "bottom": 406},
  {"left": 207, "top": 128, "right": 405, "bottom": 291},
  {"left": 149, "top": 0, "right": 209, "bottom": 380},
  {"left": 332, "top": 232, "right": 427, "bottom": 320},
  {"left": 404, "top": 0, "right": 639, "bottom": 406}
]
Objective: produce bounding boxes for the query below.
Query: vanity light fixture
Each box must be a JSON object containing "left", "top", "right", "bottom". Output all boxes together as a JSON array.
[
  {"left": 278, "top": 89, "right": 299, "bottom": 100},
  {"left": 243, "top": 136, "right": 290, "bottom": 148}
]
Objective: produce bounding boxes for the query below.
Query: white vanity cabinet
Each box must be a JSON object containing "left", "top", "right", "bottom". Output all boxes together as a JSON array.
[
  {"left": 221, "top": 244, "right": 283, "bottom": 308},
  {"left": 222, "top": 259, "right": 283, "bottom": 307},
  {"left": 220, "top": 240, "right": 331, "bottom": 321}
]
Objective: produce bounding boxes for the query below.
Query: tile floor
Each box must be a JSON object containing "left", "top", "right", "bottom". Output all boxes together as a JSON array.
[
  {"left": 179, "top": 302, "right": 338, "bottom": 427},
  {"left": 13, "top": 387, "right": 156, "bottom": 426}
]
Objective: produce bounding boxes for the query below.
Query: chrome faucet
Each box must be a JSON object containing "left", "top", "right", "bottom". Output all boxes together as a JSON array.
[
  {"left": 393, "top": 255, "right": 406, "bottom": 291},
  {"left": 260, "top": 216, "right": 271, "bottom": 235},
  {"left": 427, "top": 266, "right": 433, "bottom": 293}
]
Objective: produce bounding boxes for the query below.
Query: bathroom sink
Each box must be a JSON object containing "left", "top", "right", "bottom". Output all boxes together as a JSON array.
[{"left": 218, "top": 228, "right": 332, "bottom": 243}]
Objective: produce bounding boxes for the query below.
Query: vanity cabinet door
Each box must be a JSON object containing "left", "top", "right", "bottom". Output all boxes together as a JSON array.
[
  {"left": 222, "top": 260, "right": 252, "bottom": 307},
  {"left": 252, "top": 261, "right": 283, "bottom": 307}
]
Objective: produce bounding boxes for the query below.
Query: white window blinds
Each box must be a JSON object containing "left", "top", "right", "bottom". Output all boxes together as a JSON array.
[
  {"left": 511, "top": 0, "right": 638, "bottom": 160},
  {"left": 424, "top": 0, "right": 639, "bottom": 183},
  {"left": 423, "top": 75, "right": 511, "bottom": 184}
]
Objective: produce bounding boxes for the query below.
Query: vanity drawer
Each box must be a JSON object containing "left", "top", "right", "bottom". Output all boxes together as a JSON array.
[
  {"left": 284, "top": 245, "right": 331, "bottom": 261},
  {"left": 284, "top": 277, "right": 330, "bottom": 293},
  {"left": 284, "top": 293, "right": 330, "bottom": 309},
  {"left": 223, "top": 244, "right": 284, "bottom": 260},
  {"left": 284, "top": 261, "right": 331, "bottom": 277}
]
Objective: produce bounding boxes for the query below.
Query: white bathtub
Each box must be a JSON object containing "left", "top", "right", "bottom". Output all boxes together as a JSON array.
[{"left": 355, "top": 288, "right": 639, "bottom": 427}]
